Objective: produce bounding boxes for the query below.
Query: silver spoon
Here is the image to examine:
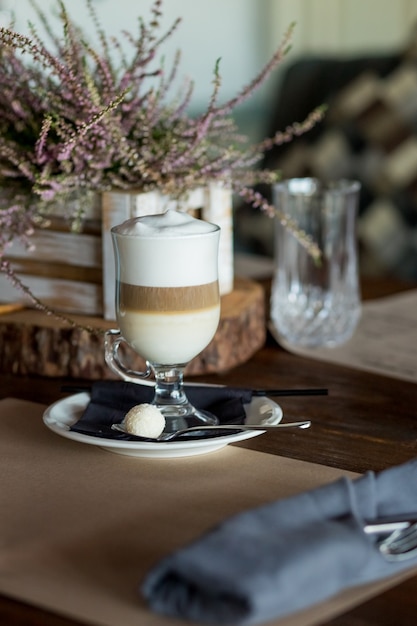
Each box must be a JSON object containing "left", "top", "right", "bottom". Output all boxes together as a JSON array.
[
  {"left": 378, "top": 522, "right": 417, "bottom": 561},
  {"left": 112, "top": 420, "right": 311, "bottom": 441}
]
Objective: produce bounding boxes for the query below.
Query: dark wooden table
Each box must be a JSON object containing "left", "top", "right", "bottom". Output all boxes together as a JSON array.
[{"left": 1, "top": 278, "right": 416, "bottom": 626}]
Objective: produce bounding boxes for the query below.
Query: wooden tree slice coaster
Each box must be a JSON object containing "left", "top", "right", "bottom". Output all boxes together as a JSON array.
[{"left": 0, "top": 277, "right": 265, "bottom": 380}]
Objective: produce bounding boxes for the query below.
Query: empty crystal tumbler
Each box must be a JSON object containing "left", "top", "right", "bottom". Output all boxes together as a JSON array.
[{"left": 271, "top": 178, "right": 361, "bottom": 348}]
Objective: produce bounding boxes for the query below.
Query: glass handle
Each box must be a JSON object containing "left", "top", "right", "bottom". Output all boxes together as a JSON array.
[{"left": 104, "top": 329, "right": 152, "bottom": 383}]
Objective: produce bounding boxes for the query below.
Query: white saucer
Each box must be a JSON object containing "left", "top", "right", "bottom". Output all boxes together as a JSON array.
[{"left": 43, "top": 391, "right": 283, "bottom": 459}]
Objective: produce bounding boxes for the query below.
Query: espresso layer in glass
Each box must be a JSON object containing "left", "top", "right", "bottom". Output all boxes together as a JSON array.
[{"left": 117, "top": 281, "right": 219, "bottom": 312}]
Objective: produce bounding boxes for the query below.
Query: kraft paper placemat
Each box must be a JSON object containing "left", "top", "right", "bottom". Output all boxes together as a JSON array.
[{"left": 0, "top": 397, "right": 413, "bottom": 626}]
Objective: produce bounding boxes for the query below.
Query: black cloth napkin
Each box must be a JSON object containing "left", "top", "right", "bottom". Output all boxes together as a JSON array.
[
  {"left": 142, "top": 458, "right": 417, "bottom": 625},
  {"left": 70, "top": 380, "right": 253, "bottom": 440}
]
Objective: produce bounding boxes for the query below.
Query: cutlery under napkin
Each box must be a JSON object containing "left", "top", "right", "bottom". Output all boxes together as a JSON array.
[
  {"left": 142, "top": 458, "right": 417, "bottom": 625},
  {"left": 70, "top": 380, "right": 253, "bottom": 439}
]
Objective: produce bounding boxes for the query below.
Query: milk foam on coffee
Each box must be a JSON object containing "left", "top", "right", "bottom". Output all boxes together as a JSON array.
[
  {"left": 112, "top": 210, "right": 219, "bottom": 287},
  {"left": 111, "top": 210, "right": 221, "bottom": 364}
]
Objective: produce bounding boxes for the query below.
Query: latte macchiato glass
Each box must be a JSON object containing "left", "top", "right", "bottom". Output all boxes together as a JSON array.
[{"left": 105, "top": 210, "right": 221, "bottom": 432}]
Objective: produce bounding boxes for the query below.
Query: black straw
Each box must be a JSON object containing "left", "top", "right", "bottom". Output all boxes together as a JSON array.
[
  {"left": 252, "top": 388, "right": 328, "bottom": 397},
  {"left": 60, "top": 384, "right": 328, "bottom": 397}
]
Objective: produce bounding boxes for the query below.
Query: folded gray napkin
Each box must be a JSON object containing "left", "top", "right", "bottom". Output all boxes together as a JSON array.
[{"left": 142, "top": 458, "right": 417, "bottom": 625}]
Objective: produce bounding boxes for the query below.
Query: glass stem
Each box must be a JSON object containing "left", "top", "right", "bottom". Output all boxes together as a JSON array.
[
  {"left": 152, "top": 365, "right": 190, "bottom": 407},
  {"left": 149, "top": 364, "right": 218, "bottom": 431}
]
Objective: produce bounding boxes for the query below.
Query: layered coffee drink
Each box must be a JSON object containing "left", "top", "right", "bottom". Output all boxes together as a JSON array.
[{"left": 111, "top": 211, "right": 221, "bottom": 365}]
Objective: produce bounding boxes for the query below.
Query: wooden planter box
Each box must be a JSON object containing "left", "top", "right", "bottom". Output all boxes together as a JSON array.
[{"left": 0, "top": 185, "right": 234, "bottom": 320}]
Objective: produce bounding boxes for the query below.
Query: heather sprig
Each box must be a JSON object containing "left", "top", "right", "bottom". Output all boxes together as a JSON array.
[{"left": 0, "top": 0, "right": 325, "bottom": 304}]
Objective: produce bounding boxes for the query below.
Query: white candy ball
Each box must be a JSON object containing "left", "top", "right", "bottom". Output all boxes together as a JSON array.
[{"left": 123, "top": 404, "right": 166, "bottom": 438}]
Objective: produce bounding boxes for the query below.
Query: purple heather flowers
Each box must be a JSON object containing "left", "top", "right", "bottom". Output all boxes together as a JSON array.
[{"left": 0, "top": 0, "right": 324, "bottom": 266}]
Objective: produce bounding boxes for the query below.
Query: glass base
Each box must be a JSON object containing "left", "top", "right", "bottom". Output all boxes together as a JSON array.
[
  {"left": 150, "top": 364, "right": 218, "bottom": 433},
  {"left": 153, "top": 403, "right": 218, "bottom": 433}
]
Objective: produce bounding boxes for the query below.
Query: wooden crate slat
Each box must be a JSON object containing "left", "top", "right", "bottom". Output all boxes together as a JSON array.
[
  {"left": 5, "top": 230, "right": 102, "bottom": 267},
  {"left": 0, "top": 273, "right": 103, "bottom": 315},
  {"left": 203, "top": 182, "right": 234, "bottom": 295},
  {"left": 4, "top": 258, "right": 102, "bottom": 283},
  {"left": 38, "top": 214, "right": 102, "bottom": 235}
]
